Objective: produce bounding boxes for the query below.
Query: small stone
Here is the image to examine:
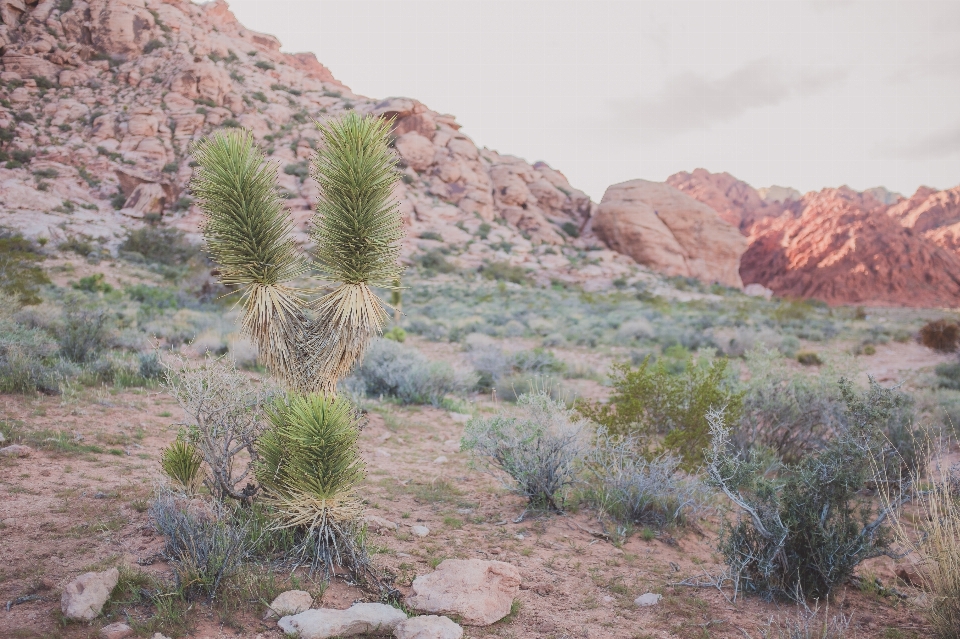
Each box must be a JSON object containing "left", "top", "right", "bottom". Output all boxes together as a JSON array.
[
  {"left": 410, "top": 525, "right": 430, "bottom": 537},
  {"left": 0, "top": 444, "right": 32, "bottom": 458},
  {"left": 448, "top": 413, "right": 471, "bottom": 423},
  {"left": 432, "top": 456, "right": 447, "bottom": 464},
  {"left": 407, "top": 559, "right": 521, "bottom": 626},
  {"left": 94, "top": 491, "right": 107, "bottom": 499},
  {"left": 365, "top": 515, "right": 399, "bottom": 533},
  {"left": 278, "top": 602, "right": 407, "bottom": 638},
  {"left": 61, "top": 568, "right": 119, "bottom": 620},
  {"left": 394, "top": 615, "right": 463, "bottom": 639},
  {"left": 151, "top": 634, "right": 172, "bottom": 639},
  {"left": 0, "top": 431, "right": 6, "bottom": 444},
  {"left": 100, "top": 622, "right": 134, "bottom": 639},
  {"left": 264, "top": 589, "right": 313, "bottom": 619},
  {"left": 634, "top": 593, "right": 661, "bottom": 607},
  {"left": 601, "top": 595, "right": 613, "bottom": 603}
]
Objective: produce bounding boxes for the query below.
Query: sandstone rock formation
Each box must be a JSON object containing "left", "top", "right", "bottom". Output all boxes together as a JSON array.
[
  {"left": 0, "top": 0, "right": 639, "bottom": 292},
  {"left": 407, "top": 559, "right": 521, "bottom": 626},
  {"left": 592, "top": 179, "right": 747, "bottom": 288},
  {"left": 741, "top": 187, "right": 960, "bottom": 306},
  {"left": 666, "top": 168, "right": 780, "bottom": 230},
  {"left": 60, "top": 567, "right": 119, "bottom": 621},
  {"left": 888, "top": 186, "right": 960, "bottom": 254},
  {"left": 278, "top": 603, "right": 406, "bottom": 639}
]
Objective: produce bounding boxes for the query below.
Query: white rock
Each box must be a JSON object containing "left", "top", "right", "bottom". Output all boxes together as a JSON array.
[
  {"left": 264, "top": 589, "right": 313, "bottom": 619},
  {"left": 407, "top": 559, "right": 521, "bottom": 626},
  {"left": 394, "top": 615, "right": 463, "bottom": 639},
  {"left": 634, "top": 592, "right": 662, "bottom": 607},
  {"left": 410, "top": 525, "right": 430, "bottom": 537},
  {"left": 365, "top": 515, "right": 399, "bottom": 533},
  {"left": 150, "top": 634, "right": 172, "bottom": 639},
  {"left": 0, "top": 444, "right": 31, "bottom": 457},
  {"left": 744, "top": 283, "right": 774, "bottom": 299},
  {"left": 61, "top": 568, "right": 119, "bottom": 620},
  {"left": 100, "top": 622, "right": 134, "bottom": 639},
  {"left": 279, "top": 603, "right": 406, "bottom": 638},
  {"left": 432, "top": 456, "right": 447, "bottom": 464}
]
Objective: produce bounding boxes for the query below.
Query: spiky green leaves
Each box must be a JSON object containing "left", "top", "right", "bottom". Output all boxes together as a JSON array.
[
  {"left": 255, "top": 392, "right": 364, "bottom": 528},
  {"left": 160, "top": 440, "right": 204, "bottom": 494},
  {"left": 311, "top": 113, "right": 404, "bottom": 287},
  {"left": 192, "top": 129, "right": 306, "bottom": 288}
]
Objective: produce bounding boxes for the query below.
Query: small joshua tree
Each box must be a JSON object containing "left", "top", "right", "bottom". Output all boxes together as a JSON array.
[{"left": 190, "top": 113, "right": 403, "bottom": 587}]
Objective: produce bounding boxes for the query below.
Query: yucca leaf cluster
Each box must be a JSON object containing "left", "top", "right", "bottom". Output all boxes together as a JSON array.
[
  {"left": 160, "top": 440, "right": 204, "bottom": 495},
  {"left": 190, "top": 112, "right": 403, "bottom": 395}
]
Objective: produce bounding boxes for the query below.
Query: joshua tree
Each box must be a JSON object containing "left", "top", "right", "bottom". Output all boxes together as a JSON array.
[{"left": 190, "top": 113, "right": 403, "bottom": 587}]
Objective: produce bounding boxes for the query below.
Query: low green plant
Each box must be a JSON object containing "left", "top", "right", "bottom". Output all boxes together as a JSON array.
[
  {"left": 577, "top": 355, "right": 743, "bottom": 470},
  {"left": 73, "top": 273, "right": 112, "bottom": 293},
  {"left": 120, "top": 226, "right": 200, "bottom": 266},
  {"left": 0, "top": 229, "right": 49, "bottom": 304},
  {"left": 161, "top": 440, "right": 205, "bottom": 494},
  {"left": 481, "top": 261, "right": 531, "bottom": 285},
  {"left": 796, "top": 351, "right": 823, "bottom": 366}
]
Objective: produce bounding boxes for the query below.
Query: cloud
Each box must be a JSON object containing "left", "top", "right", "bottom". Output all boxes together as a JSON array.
[
  {"left": 613, "top": 60, "right": 847, "bottom": 142},
  {"left": 888, "top": 124, "right": 960, "bottom": 158}
]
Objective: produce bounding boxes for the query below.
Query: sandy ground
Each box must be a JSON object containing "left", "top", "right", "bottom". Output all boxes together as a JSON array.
[{"left": 0, "top": 336, "right": 947, "bottom": 638}]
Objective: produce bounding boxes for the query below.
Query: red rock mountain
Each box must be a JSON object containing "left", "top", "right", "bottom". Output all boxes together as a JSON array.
[{"left": 663, "top": 169, "right": 960, "bottom": 307}]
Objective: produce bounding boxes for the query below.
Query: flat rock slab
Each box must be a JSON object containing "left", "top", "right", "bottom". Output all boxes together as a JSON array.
[
  {"left": 61, "top": 568, "right": 119, "bottom": 620},
  {"left": 407, "top": 559, "right": 520, "bottom": 626},
  {"left": 635, "top": 592, "right": 662, "bottom": 607},
  {"left": 278, "top": 602, "right": 407, "bottom": 638},
  {"left": 0, "top": 444, "right": 31, "bottom": 457},
  {"left": 394, "top": 615, "right": 463, "bottom": 639},
  {"left": 100, "top": 622, "right": 134, "bottom": 639},
  {"left": 264, "top": 589, "right": 313, "bottom": 619}
]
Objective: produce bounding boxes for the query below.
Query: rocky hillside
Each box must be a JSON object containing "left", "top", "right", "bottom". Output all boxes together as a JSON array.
[
  {"left": 666, "top": 169, "right": 960, "bottom": 307},
  {"left": 0, "top": 0, "right": 641, "bottom": 290}
]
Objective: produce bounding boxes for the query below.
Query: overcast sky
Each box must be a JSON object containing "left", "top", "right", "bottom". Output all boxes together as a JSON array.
[{"left": 223, "top": 0, "right": 960, "bottom": 201}]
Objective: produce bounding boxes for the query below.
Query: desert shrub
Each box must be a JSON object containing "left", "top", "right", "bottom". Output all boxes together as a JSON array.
[
  {"left": 0, "top": 229, "right": 49, "bottom": 305},
  {"left": 466, "top": 339, "right": 511, "bottom": 391},
  {"left": 255, "top": 393, "right": 375, "bottom": 579},
  {"left": 577, "top": 355, "right": 743, "bottom": 470},
  {"left": 0, "top": 310, "right": 58, "bottom": 393},
  {"left": 150, "top": 489, "right": 252, "bottom": 600},
  {"left": 796, "top": 351, "right": 822, "bottom": 366},
  {"left": 512, "top": 347, "right": 566, "bottom": 375},
  {"left": 762, "top": 603, "right": 852, "bottom": 639},
  {"left": 921, "top": 319, "right": 960, "bottom": 353},
  {"left": 119, "top": 226, "right": 200, "bottom": 266},
  {"left": 737, "top": 349, "right": 848, "bottom": 462},
  {"left": 142, "top": 38, "right": 164, "bottom": 54},
  {"left": 405, "top": 317, "right": 448, "bottom": 341},
  {"left": 416, "top": 249, "right": 456, "bottom": 274},
  {"left": 935, "top": 361, "right": 960, "bottom": 390},
  {"left": 494, "top": 373, "right": 565, "bottom": 403},
  {"left": 163, "top": 355, "right": 274, "bottom": 503},
  {"left": 73, "top": 273, "right": 112, "bottom": 293},
  {"left": 126, "top": 283, "right": 179, "bottom": 318},
  {"left": 705, "top": 379, "right": 906, "bottom": 601},
  {"left": 161, "top": 440, "right": 205, "bottom": 494},
  {"left": 481, "top": 261, "right": 531, "bottom": 285},
  {"left": 349, "top": 339, "right": 471, "bottom": 406},
  {"left": 138, "top": 351, "right": 163, "bottom": 379},
  {"left": 58, "top": 235, "right": 95, "bottom": 256},
  {"left": 462, "top": 391, "right": 587, "bottom": 511},
  {"left": 586, "top": 428, "right": 712, "bottom": 532},
  {"left": 382, "top": 326, "right": 406, "bottom": 342},
  {"left": 884, "top": 441, "right": 960, "bottom": 639},
  {"left": 58, "top": 306, "right": 110, "bottom": 363}
]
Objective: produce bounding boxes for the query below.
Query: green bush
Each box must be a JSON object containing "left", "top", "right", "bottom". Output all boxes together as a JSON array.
[
  {"left": 346, "top": 339, "right": 471, "bottom": 406},
  {"left": 796, "top": 351, "right": 822, "bottom": 366},
  {"left": 481, "top": 261, "right": 531, "bottom": 285},
  {"left": 160, "top": 440, "right": 204, "bottom": 493},
  {"left": 73, "top": 273, "right": 112, "bottom": 293},
  {"left": 119, "top": 226, "right": 200, "bottom": 266},
  {"left": 58, "top": 307, "right": 110, "bottom": 363},
  {"left": 0, "top": 313, "right": 58, "bottom": 394},
  {"left": 0, "top": 229, "right": 49, "bottom": 304},
  {"left": 577, "top": 355, "right": 743, "bottom": 470},
  {"left": 416, "top": 249, "right": 456, "bottom": 274},
  {"left": 706, "top": 379, "right": 905, "bottom": 601},
  {"left": 462, "top": 391, "right": 586, "bottom": 511}
]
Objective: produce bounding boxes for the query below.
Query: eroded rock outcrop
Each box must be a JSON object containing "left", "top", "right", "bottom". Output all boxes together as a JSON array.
[{"left": 592, "top": 179, "right": 747, "bottom": 288}]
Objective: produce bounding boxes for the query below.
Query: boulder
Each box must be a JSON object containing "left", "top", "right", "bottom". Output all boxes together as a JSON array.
[
  {"left": 634, "top": 592, "right": 661, "bottom": 607},
  {"left": 406, "top": 559, "right": 521, "bottom": 626},
  {"left": 410, "top": 525, "right": 430, "bottom": 537},
  {"left": 121, "top": 182, "right": 167, "bottom": 217},
  {"left": 278, "top": 602, "right": 407, "bottom": 639},
  {"left": 364, "top": 515, "right": 399, "bottom": 533},
  {"left": 393, "top": 615, "right": 463, "bottom": 639},
  {"left": 100, "top": 622, "right": 134, "bottom": 639},
  {"left": 395, "top": 132, "right": 436, "bottom": 172},
  {"left": 592, "top": 179, "right": 747, "bottom": 288},
  {"left": 61, "top": 567, "right": 119, "bottom": 620},
  {"left": 264, "top": 589, "right": 313, "bottom": 619}
]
